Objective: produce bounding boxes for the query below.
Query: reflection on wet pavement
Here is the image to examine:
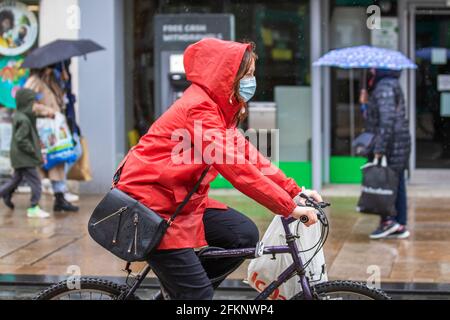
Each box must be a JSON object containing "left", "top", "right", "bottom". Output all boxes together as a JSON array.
[{"left": 1, "top": 193, "right": 450, "bottom": 286}]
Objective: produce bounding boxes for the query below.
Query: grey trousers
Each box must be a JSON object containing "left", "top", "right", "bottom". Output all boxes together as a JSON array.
[{"left": 0, "top": 168, "right": 42, "bottom": 207}]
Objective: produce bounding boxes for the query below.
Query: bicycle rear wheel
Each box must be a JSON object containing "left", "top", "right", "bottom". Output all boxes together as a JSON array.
[
  {"left": 291, "top": 280, "right": 390, "bottom": 300},
  {"left": 34, "top": 278, "right": 139, "bottom": 300}
]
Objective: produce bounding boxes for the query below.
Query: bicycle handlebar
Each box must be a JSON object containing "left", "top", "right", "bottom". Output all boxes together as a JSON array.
[
  {"left": 298, "top": 193, "right": 330, "bottom": 226},
  {"left": 299, "top": 193, "right": 331, "bottom": 209}
]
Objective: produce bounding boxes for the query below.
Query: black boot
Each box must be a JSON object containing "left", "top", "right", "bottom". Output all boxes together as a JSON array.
[
  {"left": 2, "top": 193, "right": 14, "bottom": 210},
  {"left": 54, "top": 192, "right": 79, "bottom": 212}
]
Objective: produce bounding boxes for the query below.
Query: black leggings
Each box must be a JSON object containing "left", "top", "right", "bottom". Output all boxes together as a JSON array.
[{"left": 146, "top": 207, "right": 260, "bottom": 300}]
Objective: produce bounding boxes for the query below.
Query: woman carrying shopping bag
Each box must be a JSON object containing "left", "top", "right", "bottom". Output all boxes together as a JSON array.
[
  {"left": 362, "top": 68, "right": 411, "bottom": 240},
  {"left": 25, "top": 66, "right": 79, "bottom": 212},
  {"left": 55, "top": 60, "right": 92, "bottom": 182}
]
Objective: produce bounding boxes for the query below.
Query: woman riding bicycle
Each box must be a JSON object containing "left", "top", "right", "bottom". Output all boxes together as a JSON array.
[{"left": 115, "top": 38, "right": 323, "bottom": 300}]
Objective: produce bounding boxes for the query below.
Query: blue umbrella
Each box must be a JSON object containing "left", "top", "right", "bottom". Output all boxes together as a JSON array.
[
  {"left": 313, "top": 45, "right": 417, "bottom": 70},
  {"left": 314, "top": 46, "right": 416, "bottom": 155}
]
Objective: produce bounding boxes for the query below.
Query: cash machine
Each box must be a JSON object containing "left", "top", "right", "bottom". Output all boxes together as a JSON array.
[{"left": 154, "top": 14, "right": 235, "bottom": 118}]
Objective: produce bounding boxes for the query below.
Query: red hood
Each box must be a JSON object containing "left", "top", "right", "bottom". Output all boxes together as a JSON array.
[{"left": 184, "top": 38, "right": 251, "bottom": 120}]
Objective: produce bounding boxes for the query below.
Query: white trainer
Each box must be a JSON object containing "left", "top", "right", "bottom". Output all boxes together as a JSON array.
[
  {"left": 27, "top": 206, "right": 51, "bottom": 219},
  {"left": 65, "top": 192, "right": 80, "bottom": 203}
]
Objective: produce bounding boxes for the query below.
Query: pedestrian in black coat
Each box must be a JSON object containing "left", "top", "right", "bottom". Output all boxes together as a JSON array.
[{"left": 363, "top": 68, "right": 411, "bottom": 240}]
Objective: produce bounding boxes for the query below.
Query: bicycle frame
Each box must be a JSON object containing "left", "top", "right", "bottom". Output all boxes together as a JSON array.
[{"left": 122, "top": 216, "right": 315, "bottom": 300}]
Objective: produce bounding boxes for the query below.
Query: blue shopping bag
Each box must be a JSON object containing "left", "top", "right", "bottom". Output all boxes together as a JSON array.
[{"left": 37, "top": 112, "right": 77, "bottom": 171}]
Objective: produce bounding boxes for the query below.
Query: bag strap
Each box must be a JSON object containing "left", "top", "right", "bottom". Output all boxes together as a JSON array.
[
  {"left": 112, "top": 149, "right": 210, "bottom": 225},
  {"left": 112, "top": 151, "right": 133, "bottom": 188},
  {"left": 167, "top": 166, "right": 210, "bottom": 225},
  {"left": 371, "top": 156, "right": 388, "bottom": 167}
]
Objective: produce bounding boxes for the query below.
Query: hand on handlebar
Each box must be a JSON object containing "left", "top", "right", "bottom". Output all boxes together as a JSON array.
[
  {"left": 293, "top": 189, "right": 323, "bottom": 207},
  {"left": 292, "top": 189, "right": 330, "bottom": 227},
  {"left": 290, "top": 206, "right": 318, "bottom": 227}
]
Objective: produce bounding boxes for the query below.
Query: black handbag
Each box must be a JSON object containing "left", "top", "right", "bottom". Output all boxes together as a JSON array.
[
  {"left": 356, "top": 157, "right": 398, "bottom": 217},
  {"left": 88, "top": 156, "right": 210, "bottom": 262}
]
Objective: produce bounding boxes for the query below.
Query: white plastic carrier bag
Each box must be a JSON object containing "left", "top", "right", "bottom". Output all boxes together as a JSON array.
[{"left": 247, "top": 215, "right": 328, "bottom": 300}]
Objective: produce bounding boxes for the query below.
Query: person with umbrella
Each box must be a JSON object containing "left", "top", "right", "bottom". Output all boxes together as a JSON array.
[
  {"left": 24, "top": 65, "right": 79, "bottom": 212},
  {"left": 314, "top": 46, "right": 415, "bottom": 240},
  {"left": 363, "top": 68, "right": 411, "bottom": 240},
  {"left": 19, "top": 39, "right": 104, "bottom": 212}
]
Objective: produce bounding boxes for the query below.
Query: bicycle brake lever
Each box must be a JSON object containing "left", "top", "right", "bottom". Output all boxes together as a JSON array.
[
  {"left": 317, "top": 212, "right": 329, "bottom": 227},
  {"left": 318, "top": 202, "right": 331, "bottom": 209}
]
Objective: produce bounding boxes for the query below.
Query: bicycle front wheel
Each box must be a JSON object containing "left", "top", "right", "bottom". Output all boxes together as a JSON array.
[
  {"left": 291, "top": 280, "right": 390, "bottom": 300},
  {"left": 34, "top": 278, "right": 139, "bottom": 300}
]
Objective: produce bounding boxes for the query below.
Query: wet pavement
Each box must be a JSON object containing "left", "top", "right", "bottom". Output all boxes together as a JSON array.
[{"left": 1, "top": 191, "right": 450, "bottom": 298}]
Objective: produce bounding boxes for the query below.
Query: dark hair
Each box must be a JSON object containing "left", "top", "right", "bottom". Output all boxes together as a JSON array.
[
  {"left": 231, "top": 41, "right": 258, "bottom": 125},
  {"left": 369, "top": 68, "right": 402, "bottom": 91},
  {"left": 0, "top": 10, "right": 14, "bottom": 34}
]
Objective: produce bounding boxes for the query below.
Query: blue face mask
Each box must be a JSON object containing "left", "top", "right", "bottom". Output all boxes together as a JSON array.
[{"left": 239, "top": 76, "right": 257, "bottom": 102}]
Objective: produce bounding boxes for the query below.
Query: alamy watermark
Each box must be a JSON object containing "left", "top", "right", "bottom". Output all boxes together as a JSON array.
[
  {"left": 367, "top": 5, "right": 381, "bottom": 30},
  {"left": 366, "top": 265, "right": 381, "bottom": 290},
  {"left": 66, "top": 265, "right": 81, "bottom": 290},
  {"left": 66, "top": 4, "right": 81, "bottom": 31}
]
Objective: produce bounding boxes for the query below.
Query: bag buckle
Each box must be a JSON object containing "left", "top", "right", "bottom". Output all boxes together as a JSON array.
[{"left": 167, "top": 218, "right": 174, "bottom": 226}]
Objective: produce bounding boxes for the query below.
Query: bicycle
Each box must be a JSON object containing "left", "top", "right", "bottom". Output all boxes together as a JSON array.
[{"left": 34, "top": 194, "right": 390, "bottom": 300}]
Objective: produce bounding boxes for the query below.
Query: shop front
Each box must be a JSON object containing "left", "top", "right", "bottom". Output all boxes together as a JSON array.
[
  {"left": 401, "top": 0, "right": 450, "bottom": 183},
  {"left": 0, "top": 0, "right": 39, "bottom": 183},
  {"left": 323, "top": 0, "right": 400, "bottom": 186},
  {"left": 59, "top": 0, "right": 450, "bottom": 191},
  {"left": 126, "top": 0, "right": 314, "bottom": 189},
  {"left": 0, "top": 0, "right": 316, "bottom": 192},
  {"left": 122, "top": 0, "right": 450, "bottom": 191},
  {"left": 2, "top": 0, "right": 448, "bottom": 193},
  {"left": 128, "top": 0, "right": 450, "bottom": 191},
  {"left": 320, "top": 0, "right": 450, "bottom": 189}
]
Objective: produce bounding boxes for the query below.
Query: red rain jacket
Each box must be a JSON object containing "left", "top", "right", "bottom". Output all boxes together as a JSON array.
[{"left": 117, "top": 38, "right": 302, "bottom": 250}]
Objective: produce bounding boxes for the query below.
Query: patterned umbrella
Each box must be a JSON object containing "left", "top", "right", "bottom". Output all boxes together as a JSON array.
[
  {"left": 314, "top": 46, "right": 416, "bottom": 156},
  {"left": 313, "top": 45, "right": 417, "bottom": 70}
]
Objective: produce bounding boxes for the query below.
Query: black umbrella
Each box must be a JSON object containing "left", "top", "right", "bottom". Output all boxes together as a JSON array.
[{"left": 22, "top": 39, "right": 105, "bottom": 69}]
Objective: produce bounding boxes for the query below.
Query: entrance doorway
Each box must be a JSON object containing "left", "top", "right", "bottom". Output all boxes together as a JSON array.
[
  {"left": 407, "top": 1, "right": 450, "bottom": 182},
  {"left": 415, "top": 11, "right": 450, "bottom": 168}
]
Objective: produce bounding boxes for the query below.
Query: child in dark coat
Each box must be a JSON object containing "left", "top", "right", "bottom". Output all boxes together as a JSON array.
[{"left": 0, "top": 88, "right": 54, "bottom": 218}]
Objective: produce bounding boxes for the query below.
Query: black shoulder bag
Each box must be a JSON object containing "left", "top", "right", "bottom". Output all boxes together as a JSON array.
[{"left": 88, "top": 155, "right": 210, "bottom": 262}]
